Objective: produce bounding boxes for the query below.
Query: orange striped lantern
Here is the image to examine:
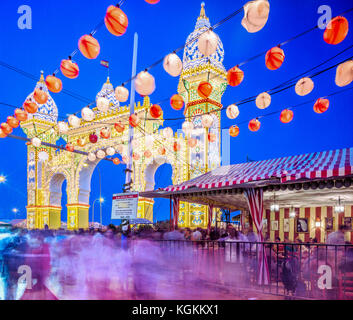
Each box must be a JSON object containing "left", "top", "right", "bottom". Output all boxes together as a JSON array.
[
  {"left": 15, "top": 109, "right": 28, "bottom": 122},
  {"left": 1, "top": 123, "right": 13, "bottom": 135},
  {"left": 324, "top": 16, "right": 349, "bottom": 45},
  {"left": 170, "top": 94, "right": 184, "bottom": 111},
  {"left": 265, "top": 47, "right": 285, "bottom": 70},
  {"left": 145, "top": 0, "right": 160, "bottom": 4},
  {"left": 78, "top": 35, "right": 100, "bottom": 59},
  {"left": 0, "top": 129, "right": 7, "bottom": 138},
  {"left": 33, "top": 88, "right": 48, "bottom": 105},
  {"left": 313, "top": 98, "right": 329, "bottom": 114},
  {"left": 227, "top": 66, "right": 244, "bottom": 87},
  {"left": 229, "top": 125, "right": 240, "bottom": 137},
  {"left": 249, "top": 119, "right": 261, "bottom": 132},
  {"left": 280, "top": 109, "right": 294, "bottom": 123},
  {"left": 23, "top": 100, "right": 38, "bottom": 114},
  {"left": 105, "top": 5, "right": 128, "bottom": 37},
  {"left": 114, "top": 121, "right": 125, "bottom": 133},
  {"left": 60, "top": 59, "right": 79, "bottom": 79},
  {"left": 197, "top": 81, "right": 213, "bottom": 99},
  {"left": 45, "top": 75, "right": 63, "bottom": 93},
  {"left": 150, "top": 104, "right": 163, "bottom": 119},
  {"left": 7, "top": 116, "right": 20, "bottom": 129}
]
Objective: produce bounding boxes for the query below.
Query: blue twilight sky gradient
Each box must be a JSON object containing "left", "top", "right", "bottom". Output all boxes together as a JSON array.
[{"left": 0, "top": 0, "right": 352, "bottom": 224}]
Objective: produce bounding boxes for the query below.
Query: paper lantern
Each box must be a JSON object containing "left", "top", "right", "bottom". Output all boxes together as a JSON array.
[
  {"left": 198, "top": 30, "right": 218, "bottom": 57},
  {"left": 60, "top": 59, "right": 79, "bottom": 79},
  {"left": 115, "top": 86, "right": 129, "bottom": 103},
  {"left": 249, "top": 119, "right": 261, "bottom": 132},
  {"left": 241, "top": 0, "right": 270, "bottom": 33},
  {"left": 1, "top": 123, "right": 13, "bottom": 135},
  {"left": 23, "top": 100, "right": 38, "bottom": 114},
  {"left": 188, "top": 138, "right": 197, "bottom": 148},
  {"left": 113, "top": 158, "right": 120, "bottom": 165},
  {"left": 66, "top": 143, "right": 74, "bottom": 152},
  {"left": 198, "top": 81, "right": 213, "bottom": 99},
  {"left": 227, "top": 66, "right": 244, "bottom": 87},
  {"left": 78, "top": 35, "right": 100, "bottom": 59},
  {"left": 229, "top": 125, "right": 240, "bottom": 137},
  {"left": 81, "top": 107, "right": 95, "bottom": 122},
  {"left": 324, "top": 16, "right": 349, "bottom": 45},
  {"left": 68, "top": 115, "right": 81, "bottom": 128},
  {"left": 226, "top": 104, "right": 240, "bottom": 119},
  {"left": 280, "top": 109, "right": 294, "bottom": 123},
  {"left": 100, "top": 128, "right": 111, "bottom": 139},
  {"left": 114, "top": 121, "right": 125, "bottom": 133},
  {"left": 135, "top": 71, "right": 155, "bottom": 96},
  {"left": 265, "top": 47, "right": 285, "bottom": 70},
  {"left": 202, "top": 114, "right": 214, "bottom": 128},
  {"left": 335, "top": 60, "right": 353, "bottom": 87},
  {"left": 163, "top": 53, "right": 183, "bottom": 77},
  {"left": 33, "top": 88, "right": 48, "bottom": 105},
  {"left": 314, "top": 98, "right": 329, "bottom": 114},
  {"left": 208, "top": 132, "right": 216, "bottom": 143},
  {"left": 182, "top": 121, "right": 194, "bottom": 136},
  {"left": 256, "top": 92, "right": 271, "bottom": 109},
  {"left": 133, "top": 153, "right": 141, "bottom": 161},
  {"left": 129, "top": 113, "right": 140, "bottom": 128},
  {"left": 295, "top": 77, "right": 314, "bottom": 96},
  {"left": 89, "top": 133, "right": 98, "bottom": 144},
  {"left": 45, "top": 75, "right": 63, "bottom": 93},
  {"left": 15, "top": 109, "right": 28, "bottom": 122},
  {"left": 97, "top": 97, "right": 110, "bottom": 112},
  {"left": 173, "top": 142, "right": 181, "bottom": 152},
  {"left": 58, "top": 122, "right": 69, "bottom": 134},
  {"left": 122, "top": 155, "right": 130, "bottom": 164},
  {"left": 88, "top": 153, "right": 97, "bottom": 162},
  {"left": 145, "top": 135, "right": 154, "bottom": 148},
  {"left": 105, "top": 5, "right": 128, "bottom": 37},
  {"left": 0, "top": 129, "right": 7, "bottom": 138},
  {"left": 31, "top": 137, "right": 42, "bottom": 148},
  {"left": 144, "top": 150, "right": 152, "bottom": 158},
  {"left": 162, "top": 127, "right": 173, "bottom": 139},
  {"left": 97, "top": 150, "right": 106, "bottom": 159},
  {"left": 77, "top": 139, "right": 86, "bottom": 147},
  {"left": 145, "top": 0, "right": 160, "bottom": 3},
  {"left": 158, "top": 147, "right": 166, "bottom": 155},
  {"left": 150, "top": 104, "right": 163, "bottom": 119},
  {"left": 170, "top": 94, "right": 184, "bottom": 111},
  {"left": 7, "top": 116, "right": 20, "bottom": 129}
]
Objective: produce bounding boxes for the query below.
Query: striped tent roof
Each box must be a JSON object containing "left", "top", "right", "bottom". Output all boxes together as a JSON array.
[{"left": 165, "top": 148, "right": 353, "bottom": 192}]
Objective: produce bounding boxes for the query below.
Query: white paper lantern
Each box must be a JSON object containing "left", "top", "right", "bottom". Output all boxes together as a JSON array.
[
  {"left": 163, "top": 53, "right": 183, "bottom": 77},
  {"left": 97, "top": 97, "right": 110, "bottom": 112},
  {"left": 295, "top": 77, "right": 314, "bottom": 96},
  {"left": 335, "top": 60, "right": 353, "bottom": 87},
  {"left": 58, "top": 122, "right": 69, "bottom": 134},
  {"left": 88, "top": 152, "right": 96, "bottom": 162},
  {"left": 198, "top": 30, "right": 218, "bottom": 57},
  {"left": 241, "top": 0, "right": 270, "bottom": 33},
  {"left": 115, "top": 86, "right": 129, "bottom": 103},
  {"left": 106, "top": 147, "right": 115, "bottom": 156},
  {"left": 145, "top": 135, "right": 154, "bottom": 148},
  {"left": 162, "top": 127, "right": 174, "bottom": 139},
  {"left": 226, "top": 104, "right": 240, "bottom": 119},
  {"left": 202, "top": 114, "right": 214, "bottom": 128},
  {"left": 32, "top": 137, "right": 42, "bottom": 148},
  {"left": 256, "top": 92, "right": 271, "bottom": 109},
  {"left": 182, "top": 121, "right": 194, "bottom": 136},
  {"left": 96, "top": 150, "right": 106, "bottom": 159},
  {"left": 81, "top": 107, "right": 95, "bottom": 122},
  {"left": 68, "top": 115, "right": 81, "bottom": 128},
  {"left": 135, "top": 71, "right": 156, "bottom": 96}
]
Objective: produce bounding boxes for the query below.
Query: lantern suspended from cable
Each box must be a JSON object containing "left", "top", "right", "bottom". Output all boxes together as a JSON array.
[
  {"left": 115, "top": 86, "right": 129, "bottom": 103},
  {"left": 58, "top": 122, "right": 69, "bottom": 134},
  {"left": 265, "top": 47, "right": 285, "bottom": 70},
  {"left": 129, "top": 113, "right": 140, "bottom": 128},
  {"left": 170, "top": 94, "right": 184, "bottom": 111},
  {"left": 78, "top": 35, "right": 100, "bottom": 59},
  {"left": 227, "top": 66, "right": 244, "bottom": 87},
  {"left": 113, "top": 158, "right": 120, "bottom": 165},
  {"left": 229, "top": 125, "right": 240, "bottom": 137},
  {"left": 68, "top": 115, "right": 81, "bottom": 128},
  {"left": 226, "top": 104, "right": 239, "bottom": 120},
  {"left": 33, "top": 88, "right": 48, "bottom": 105},
  {"left": 81, "top": 107, "right": 95, "bottom": 122},
  {"left": 45, "top": 75, "right": 63, "bottom": 93},
  {"left": 249, "top": 119, "right": 261, "bottom": 132},
  {"left": 135, "top": 71, "right": 155, "bottom": 96},
  {"left": 23, "top": 100, "right": 38, "bottom": 114},
  {"left": 256, "top": 92, "right": 271, "bottom": 109},
  {"left": 15, "top": 109, "right": 28, "bottom": 122},
  {"left": 182, "top": 121, "right": 194, "bottom": 136},
  {"left": 335, "top": 60, "right": 353, "bottom": 87},
  {"left": 60, "top": 59, "right": 79, "bottom": 79},
  {"left": 202, "top": 114, "right": 214, "bottom": 128},
  {"left": 242, "top": 0, "right": 270, "bottom": 33},
  {"left": 150, "top": 104, "right": 163, "bottom": 119},
  {"left": 198, "top": 29, "right": 218, "bottom": 57},
  {"left": 313, "top": 98, "right": 329, "bottom": 114},
  {"left": 1, "top": 123, "right": 12, "bottom": 135},
  {"left": 105, "top": 5, "right": 129, "bottom": 37},
  {"left": 324, "top": 16, "right": 349, "bottom": 45},
  {"left": 97, "top": 150, "right": 106, "bottom": 159},
  {"left": 97, "top": 97, "right": 110, "bottom": 113},
  {"left": 295, "top": 77, "right": 314, "bottom": 96},
  {"left": 66, "top": 143, "right": 74, "bottom": 152},
  {"left": 31, "top": 137, "right": 42, "bottom": 148},
  {"left": 198, "top": 81, "right": 213, "bottom": 99},
  {"left": 163, "top": 53, "right": 183, "bottom": 77},
  {"left": 88, "top": 153, "right": 97, "bottom": 162},
  {"left": 280, "top": 109, "right": 294, "bottom": 124},
  {"left": 0, "top": 129, "right": 7, "bottom": 138},
  {"left": 145, "top": 0, "right": 160, "bottom": 4},
  {"left": 7, "top": 116, "right": 19, "bottom": 129}
]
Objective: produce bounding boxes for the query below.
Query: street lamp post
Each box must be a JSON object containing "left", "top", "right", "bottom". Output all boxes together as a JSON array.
[{"left": 92, "top": 197, "right": 104, "bottom": 227}]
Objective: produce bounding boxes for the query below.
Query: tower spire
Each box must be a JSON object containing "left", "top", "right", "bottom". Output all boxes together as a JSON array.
[{"left": 198, "top": 2, "right": 208, "bottom": 21}]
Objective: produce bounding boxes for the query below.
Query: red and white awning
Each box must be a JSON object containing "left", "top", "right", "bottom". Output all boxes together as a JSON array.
[{"left": 165, "top": 147, "right": 353, "bottom": 192}]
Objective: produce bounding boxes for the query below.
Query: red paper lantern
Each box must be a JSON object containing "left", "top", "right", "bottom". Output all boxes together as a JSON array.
[
  {"left": 170, "top": 94, "right": 184, "bottom": 111},
  {"left": 78, "top": 35, "right": 100, "bottom": 59},
  {"left": 33, "top": 88, "right": 48, "bottom": 105},
  {"left": 188, "top": 138, "right": 197, "bottom": 148},
  {"left": 129, "top": 114, "right": 140, "bottom": 128},
  {"left": 23, "top": 100, "right": 38, "bottom": 114},
  {"left": 7, "top": 116, "right": 20, "bottom": 129},
  {"left": 229, "top": 125, "right": 240, "bottom": 137},
  {"left": 113, "top": 158, "right": 120, "bottom": 165},
  {"left": 144, "top": 150, "right": 152, "bottom": 158},
  {"left": 105, "top": 5, "right": 128, "bottom": 37},
  {"left": 197, "top": 81, "right": 213, "bottom": 99},
  {"left": 60, "top": 59, "right": 79, "bottom": 79},
  {"left": 313, "top": 98, "right": 330, "bottom": 114},
  {"left": 15, "top": 109, "right": 28, "bottom": 122},
  {"left": 114, "top": 121, "right": 125, "bottom": 133},
  {"left": 0, "top": 129, "right": 7, "bottom": 138},
  {"left": 150, "top": 104, "right": 163, "bottom": 118},
  {"left": 173, "top": 142, "right": 181, "bottom": 152},
  {"left": 249, "top": 119, "right": 261, "bottom": 132},
  {"left": 1, "top": 123, "right": 13, "bottom": 135},
  {"left": 280, "top": 109, "right": 294, "bottom": 124},
  {"left": 265, "top": 47, "right": 285, "bottom": 70},
  {"left": 145, "top": 0, "right": 160, "bottom": 4},
  {"left": 158, "top": 147, "right": 166, "bottom": 155},
  {"left": 45, "top": 75, "right": 63, "bottom": 93},
  {"left": 208, "top": 132, "right": 217, "bottom": 142},
  {"left": 227, "top": 66, "right": 244, "bottom": 87},
  {"left": 324, "top": 16, "right": 349, "bottom": 45},
  {"left": 89, "top": 133, "right": 98, "bottom": 144},
  {"left": 66, "top": 143, "right": 75, "bottom": 152}
]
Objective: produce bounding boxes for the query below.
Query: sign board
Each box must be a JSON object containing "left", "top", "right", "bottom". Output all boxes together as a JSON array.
[{"left": 111, "top": 192, "right": 139, "bottom": 220}]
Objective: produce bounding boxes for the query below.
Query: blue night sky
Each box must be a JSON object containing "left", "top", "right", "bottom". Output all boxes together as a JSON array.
[{"left": 0, "top": 0, "right": 352, "bottom": 224}]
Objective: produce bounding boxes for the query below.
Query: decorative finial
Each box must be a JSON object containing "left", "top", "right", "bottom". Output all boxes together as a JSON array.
[
  {"left": 38, "top": 70, "right": 45, "bottom": 83},
  {"left": 106, "top": 76, "right": 111, "bottom": 84},
  {"left": 198, "top": 2, "right": 208, "bottom": 20}
]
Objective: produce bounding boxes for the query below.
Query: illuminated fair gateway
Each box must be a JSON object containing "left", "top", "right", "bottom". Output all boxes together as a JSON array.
[{"left": 21, "top": 4, "right": 227, "bottom": 230}]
